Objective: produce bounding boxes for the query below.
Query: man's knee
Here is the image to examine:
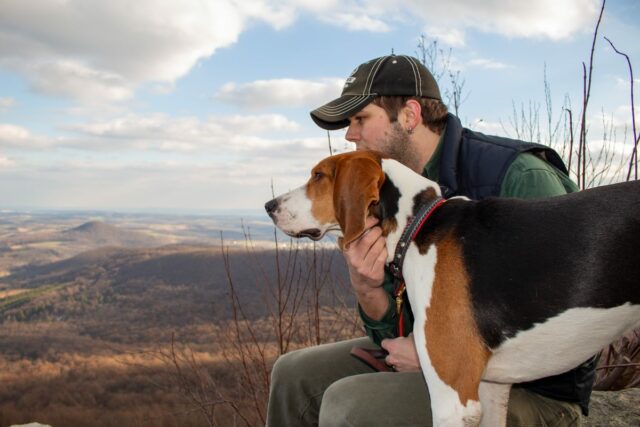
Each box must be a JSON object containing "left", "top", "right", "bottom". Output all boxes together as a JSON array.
[
  {"left": 270, "top": 346, "right": 334, "bottom": 399},
  {"left": 270, "top": 351, "right": 289, "bottom": 379},
  {"left": 272, "top": 346, "right": 319, "bottom": 379},
  {"left": 268, "top": 349, "right": 325, "bottom": 427},
  {"left": 270, "top": 349, "right": 304, "bottom": 388},
  {"left": 319, "top": 376, "right": 371, "bottom": 427}
]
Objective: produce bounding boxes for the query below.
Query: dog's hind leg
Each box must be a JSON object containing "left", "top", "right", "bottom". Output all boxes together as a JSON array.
[
  {"left": 413, "top": 322, "right": 484, "bottom": 426},
  {"left": 478, "top": 381, "right": 510, "bottom": 427},
  {"left": 407, "top": 237, "right": 493, "bottom": 426}
]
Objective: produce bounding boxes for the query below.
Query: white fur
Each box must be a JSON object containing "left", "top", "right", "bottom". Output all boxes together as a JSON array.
[
  {"left": 382, "top": 159, "right": 483, "bottom": 426},
  {"left": 408, "top": 246, "right": 484, "bottom": 426},
  {"left": 478, "top": 382, "right": 510, "bottom": 427},
  {"left": 271, "top": 155, "right": 640, "bottom": 427},
  {"left": 381, "top": 158, "right": 442, "bottom": 265},
  {"left": 485, "top": 304, "right": 640, "bottom": 383},
  {"left": 269, "top": 185, "right": 323, "bottom": 235}
]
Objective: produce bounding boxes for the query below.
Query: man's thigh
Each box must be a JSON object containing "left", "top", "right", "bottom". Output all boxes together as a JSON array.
[
  {"left": 319, "top": 374, "right": 582, "bottom": 427},
  {"left": 319, "top": 370, "right": 431, "bottom": 427},
  {"left": 267, "top": 337, "right": 379, "bottom": 427},
  {"left": 508, "top": 387, "right": 582, "bottom": 427}
]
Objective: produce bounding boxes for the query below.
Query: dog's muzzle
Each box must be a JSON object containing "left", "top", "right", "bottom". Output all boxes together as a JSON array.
[
  {"left": 264, "top": 198, "right": 323, "bottom": 240},
  {"left": 264, "top": 198, "right": 279, "bottom": 219}
]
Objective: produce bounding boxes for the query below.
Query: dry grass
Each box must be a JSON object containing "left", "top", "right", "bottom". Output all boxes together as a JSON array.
[
  {"left": 0, "top": 304, "right": 362, "bottom": 427},
  {"left": 0, "top": 351, "right": 207, "bottom": 427},
  {"left": 595, "top": 328, "right": 640, "bottom": 391},
  {"left": 0, "top": 289, "right": 28, "bottom": 299}
]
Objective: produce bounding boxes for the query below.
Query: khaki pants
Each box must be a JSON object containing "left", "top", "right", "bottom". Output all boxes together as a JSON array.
[{"left": 266, "top": 337, "right": 582, "bottom": 427}]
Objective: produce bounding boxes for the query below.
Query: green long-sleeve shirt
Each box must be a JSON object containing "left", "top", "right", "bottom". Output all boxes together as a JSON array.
[{"left": 359, "top": 139, "right": 578, "bottom": 345}]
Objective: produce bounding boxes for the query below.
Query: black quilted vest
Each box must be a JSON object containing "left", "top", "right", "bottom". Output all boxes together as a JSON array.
[
  {"left": 436, "top": 113, "right": 596, "bottom": 415},
  {"left": 437, "top": 114, "right": 569, "bottom": 199}
]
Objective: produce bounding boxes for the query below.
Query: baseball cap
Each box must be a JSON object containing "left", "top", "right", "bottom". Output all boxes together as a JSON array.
[{"left": 310, "top": 55, "right": 442, "bottom": 130}]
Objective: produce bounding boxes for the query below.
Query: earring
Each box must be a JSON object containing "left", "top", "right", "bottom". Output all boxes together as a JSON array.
[{"left": 407, "top": 127, "right": 414, "bottom": 135}]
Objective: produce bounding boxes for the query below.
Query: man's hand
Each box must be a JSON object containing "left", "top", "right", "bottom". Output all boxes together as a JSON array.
[
  {"left": 342, "top": 216, "right": 388, "bottom": 320},
  {"left": 381, "top": 334, "right": 421, "bottom": 372}
]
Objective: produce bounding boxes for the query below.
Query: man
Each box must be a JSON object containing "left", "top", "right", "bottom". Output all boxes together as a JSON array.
[{"left": 266, "top": 54, "right": 596, "bottom": 426}]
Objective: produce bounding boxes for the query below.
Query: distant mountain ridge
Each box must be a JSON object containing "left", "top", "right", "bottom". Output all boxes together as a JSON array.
[
  {"left": 62, "top": 220, "right": 161, "bottom": 247},
  {"left": 0, "top": 244, "right": 352, "bottom": 344}
]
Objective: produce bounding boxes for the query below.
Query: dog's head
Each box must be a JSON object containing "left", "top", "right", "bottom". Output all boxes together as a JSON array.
[{"left": 265, "top": 151, "right": 387, "bottom": 249}]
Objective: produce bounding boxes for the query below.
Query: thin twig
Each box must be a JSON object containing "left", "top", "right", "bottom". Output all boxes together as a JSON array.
[
  {"left": 578, "top": 0, "right": 606, "bottom": 189},
  {"left": 597, "top": 362, "right": 640, "bottom": 370},
  {"left": 604, "top": 36, "right": 638, "bottom": 181}
]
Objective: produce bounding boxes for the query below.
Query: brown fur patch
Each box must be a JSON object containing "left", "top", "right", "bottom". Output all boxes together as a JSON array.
[
  {"left": 332, "top": 153, "right": 385, "bottom": 247},
  {"left": 412, "top": 189, "right": 449, "bottom": 256},
  {"left": 412, "top": 188, "right": 439, "bottom": 216},
  {"left": 425, "top": 234, "right": 490, "bottom": 405},
  {"left": 305, "top": 151, "right": 385, "bottom": 248},
  {"left": 307, "top": 158, "right": 338, "bottom": 225},
  {"left": 380, "top": 217, "right": 398, "bottom": 237}
]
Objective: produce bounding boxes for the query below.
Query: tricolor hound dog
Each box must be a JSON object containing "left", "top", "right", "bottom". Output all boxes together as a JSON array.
[{"left": 264, "top": 150, "right": 640, "bottom": 427}]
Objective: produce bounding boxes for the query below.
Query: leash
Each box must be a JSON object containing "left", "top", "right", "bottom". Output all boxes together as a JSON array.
[{"left": 388, "top": 196, "right": 446, "bottom": 337}]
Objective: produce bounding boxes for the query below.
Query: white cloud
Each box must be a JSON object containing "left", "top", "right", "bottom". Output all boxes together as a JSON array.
[
  {"left": 0, "top": 112, "right": 305, "bottom": 155},
  {"left": 322, "top": 13, "right": 391, "bottom": 32},
  {"left": 0, "top": 110, "right": 335, "bottom": 211},
  {"left": 214, "top": 114, "right": 302, "bottom": 134},
  {"left": 0, "top": 132, "right": 332, "bottom": 211},
  {"left": 467, "top": 58, "right": 510, "bottom": 70},
  {"left": 0, "top": 0, "right": 612, "bottom": 211},
  {"left": 0, "top": 0, "right": 600, "bottom": 108},
  {"left": 235, "top": 0, "right": 297, "bottom": 29},
  {"left": 0, "top": 124, "right": 29, "bottom": 141},
  {"left": 411, "top": 0, "right": 600, "bottom": 42},
  {"left": 0, "top": 154, "right": 15, "bottom": 167},
  {"left": 0, "top": 161, "right": 309, "bottom": 211},
  {"left": 586, "top": 104, "right": 640, "bottom": 149},
  {"left": 72, "top": 113, "right": 300, "bottom": 137},
  {"left": 469, "top": 119, "right": 508, "bottom": 136},
  {"left": 286, "top": 0, "right": 339, "bottom": 14},
  {"left": 25, "top": 60, "right": 133, "bottom": 104},
  {"left": 425, "top": 27, "right": 466, "bottom": 47},
  {"left": 0, "top": 123, "right": 50, "bottom": 148},
  {"left": 215, "top": 78, "right": 344, "bottom": 110},
  {"left": 288, "top": 0, "right": 395, "bottom": 32},
  {"left": 0, "top": 0, "right": 293, "bottom": 104},
  {"left": 615, "top": 76, "right": 640, "bottom": 88},
  {"left": 57, "top": 113, "right": 305, "bottom": 154},
  {"left": 0, "top": 97, "right": 16, "bottom": 112},
  {"left": 292, "top": 0, "right": 600, "bottom": 40}
]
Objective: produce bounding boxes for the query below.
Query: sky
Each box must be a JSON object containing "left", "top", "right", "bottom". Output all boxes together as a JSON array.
[{"left": 0, "top": 0, "right": 638, "bottom": 214}]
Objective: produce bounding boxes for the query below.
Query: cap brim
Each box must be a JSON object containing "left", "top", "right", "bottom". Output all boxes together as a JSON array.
[{"left": 310, "top": 94, "right": 377, "bottom": 130}]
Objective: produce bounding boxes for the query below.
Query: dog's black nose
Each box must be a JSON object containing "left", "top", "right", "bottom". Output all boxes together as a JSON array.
[{"left": 265, "top": 198, "right": 279, "bottom": 215}]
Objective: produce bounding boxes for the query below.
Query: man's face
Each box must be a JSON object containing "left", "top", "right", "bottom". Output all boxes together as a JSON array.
[{"left": 345, "top": 102, "right": 417, "bottom": 169}]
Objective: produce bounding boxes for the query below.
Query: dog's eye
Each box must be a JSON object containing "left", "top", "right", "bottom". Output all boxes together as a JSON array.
[{"left": 312, "top": 172, "right": 324, "bottom": 182}]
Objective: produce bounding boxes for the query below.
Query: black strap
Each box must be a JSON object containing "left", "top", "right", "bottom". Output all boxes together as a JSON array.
[{"left": 388, "top": 196, "right": 445, "bottom": 281}]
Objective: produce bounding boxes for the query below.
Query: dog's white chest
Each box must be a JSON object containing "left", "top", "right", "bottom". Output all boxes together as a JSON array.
[{"left": 403, "top": 246, "right": 438, "bottom": 313}]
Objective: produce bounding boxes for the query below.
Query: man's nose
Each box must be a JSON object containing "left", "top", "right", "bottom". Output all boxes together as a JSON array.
[{"left": 345, "top": 124, "right": 358, "bottom": 143}]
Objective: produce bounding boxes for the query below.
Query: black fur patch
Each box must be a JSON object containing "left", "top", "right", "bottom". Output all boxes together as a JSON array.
[
  {"left": 459, "top": 181, "right": 640, "bottom": 348},
  {"left": 378, "top": 173, "right": 401, "bottom": 224}
]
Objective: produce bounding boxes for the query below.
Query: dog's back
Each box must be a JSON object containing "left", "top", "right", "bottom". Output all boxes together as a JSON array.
[{"left": 447, "top": 180, "right": 640, "bottom": 382}]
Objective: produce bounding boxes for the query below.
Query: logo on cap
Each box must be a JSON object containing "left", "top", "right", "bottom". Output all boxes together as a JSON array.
[{"left": 344, "top": 76, "right": 356, "bottom": 89}]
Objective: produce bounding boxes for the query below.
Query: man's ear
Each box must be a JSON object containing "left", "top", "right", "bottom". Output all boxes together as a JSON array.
[
  {"left": 334, "top": 155, "right": 385, "bottom": 249},
  {"left": 402, "top": 99, "right": 422, "bottom": 131}
]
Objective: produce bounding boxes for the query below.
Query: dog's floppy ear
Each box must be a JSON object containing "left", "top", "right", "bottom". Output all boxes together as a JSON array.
[{"left": 334, "top": 154, "right": 385, "bottom": 249}]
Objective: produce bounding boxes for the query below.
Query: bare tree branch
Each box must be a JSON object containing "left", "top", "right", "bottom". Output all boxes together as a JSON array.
[{"left": 604, "top": 36, "right": 638, "bottom": 181}]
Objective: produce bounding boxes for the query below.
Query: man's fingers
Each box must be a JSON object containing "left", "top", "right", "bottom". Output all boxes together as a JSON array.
[
  {"left": 342, "top": 218, "right": 386, "bottom": 289},
  {"left": 364, "top": 216, "right": 380, "bottom": 228},
  {"left": 345, "top": 226, "right": 383, "bottom": 258},
  {"left": 362, "top": 236, "right": 387, "bottom": 268}
]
